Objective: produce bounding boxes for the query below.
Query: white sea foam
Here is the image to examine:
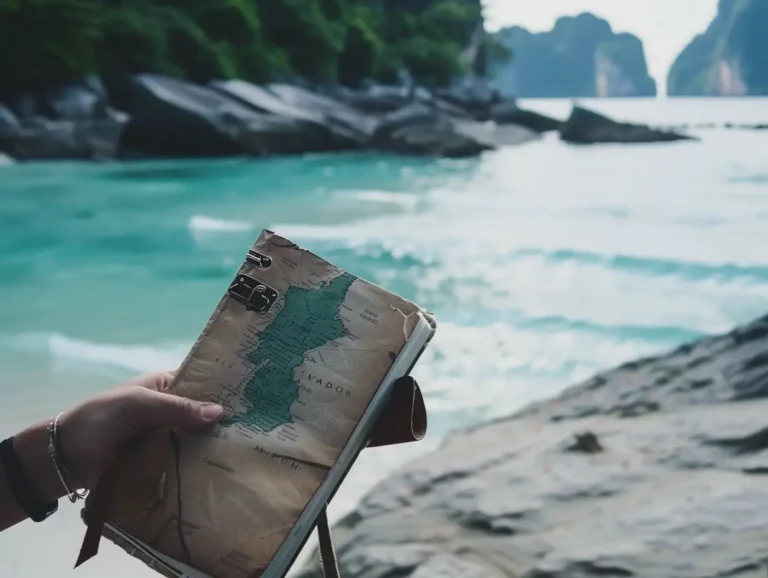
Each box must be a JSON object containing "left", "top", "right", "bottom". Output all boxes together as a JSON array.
[
  {"left": 9, "top": 332, "right": 189, "bottom": 374},
  {"left": 188, "top": 214, "right": 253, "bottom": 233}
]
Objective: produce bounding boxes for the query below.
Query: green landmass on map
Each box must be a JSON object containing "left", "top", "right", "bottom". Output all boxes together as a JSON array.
[{"left": 220, "top": 272, "right": 356, "bottom": 432}]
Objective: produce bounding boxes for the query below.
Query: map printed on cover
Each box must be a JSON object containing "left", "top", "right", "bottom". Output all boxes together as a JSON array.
[{"left": 100, "top": 230, "right": 435, "bottom": 578}]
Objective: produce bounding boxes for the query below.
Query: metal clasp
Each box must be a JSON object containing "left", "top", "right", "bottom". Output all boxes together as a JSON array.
[
  {"left": 228, "top": 274, "right": 279, "bottom": 313},
  {"left": 246, "top": 250, "right": 272, "bottom": 269}
]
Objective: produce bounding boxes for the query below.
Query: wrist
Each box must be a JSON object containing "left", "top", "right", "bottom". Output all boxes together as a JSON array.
[{"left": 12, "top": 420, "right": 68, "bottom": 504}]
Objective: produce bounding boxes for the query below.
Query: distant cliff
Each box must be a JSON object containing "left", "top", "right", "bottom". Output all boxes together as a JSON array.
[
  {"left": 491, "top": 13, "right": 657, "bottom": 98},
  {"left": 668, "top": 0, "right": 768, "bottom": 96}
]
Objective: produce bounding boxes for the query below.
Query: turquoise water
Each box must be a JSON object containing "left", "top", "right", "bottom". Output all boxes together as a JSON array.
[{"left": 2, "top": 97, "right": 768, "bottom": 576}]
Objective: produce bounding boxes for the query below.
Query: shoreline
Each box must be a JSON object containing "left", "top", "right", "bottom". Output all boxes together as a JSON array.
[{"left": 0, "top": 74, "right": 709, "bottom": 165}]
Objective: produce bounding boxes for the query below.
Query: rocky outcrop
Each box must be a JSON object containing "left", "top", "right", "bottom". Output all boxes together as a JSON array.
[
  {"left": 0, "top": 77, "right": 126, "bottom": 161},
  {"left": 1, "top": 73, "right": 711, "bottom": 162},
  {"left": 490, "top": 101, "right": 562, "bottom": 133},
  {"left": 119, "top": 75, "right": 336, "bottom": 157},
  {"left": 297, "top": 314, "right": 768, "bottom": 578},
  {"left": 668, "top": 0, "right": 768, "bottom": 97},
  {"left": 560, "top": 106, "right": 695, "bottom": 145},
  {"left": 491, "top": 14, "right": 657, "bottom": 98}
]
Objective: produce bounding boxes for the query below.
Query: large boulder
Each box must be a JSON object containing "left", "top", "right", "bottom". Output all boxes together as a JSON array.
[
  {"left": 119, "top": 75, "right": 326, "bottom": 158},
  {"left": 560, "top": 106, "right": 695, "bottom": 144},
  {"left": 491, "top": 100, "right": 563, "bottom": 133},
  {"left": 324, "top": 84, "right": 414, "bottom": 114},
  {"left": 210, "top": 80, "right": 342, "bottom": 152},
  {"left": 434, "top": 78, "right": 503, "bottom": 121},
  {"left": 38, "top": 75, "right": 109, "bottom": 121},
  {"left": 267, "top": 83, "right": 378, "bottom": 146},
  {"left": 0, "top": 116, "right": 126, "bottom": 160},
  {"left": 371, "top": 103, "right": 495, "bottom": 158},
  {"left": 298, "top": 314, "right": 768, "bottom": 578},
  {"left": 0, "top": 104, "right": 20, "bottom": 134}
]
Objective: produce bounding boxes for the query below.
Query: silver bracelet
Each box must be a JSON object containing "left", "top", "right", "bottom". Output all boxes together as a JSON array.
[{"left": 46, "top": 413, "right": 88, "bottom": 503}]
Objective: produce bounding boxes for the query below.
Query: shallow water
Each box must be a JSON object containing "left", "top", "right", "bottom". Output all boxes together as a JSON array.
[{"left": 1, "top": 97, "right": 767, "bottom": 577}]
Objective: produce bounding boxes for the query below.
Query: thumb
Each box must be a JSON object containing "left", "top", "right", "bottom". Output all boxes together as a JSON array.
[{"left": 135, "top": 389, "right": 224, "bottom": 430}]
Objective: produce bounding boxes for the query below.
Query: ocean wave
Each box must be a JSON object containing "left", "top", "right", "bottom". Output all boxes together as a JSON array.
[
  {"left": 499, "top": 248, "right": 768, "bottom": 283},
  {"left": 188, "top": 215, "right": 253, "bottom": 233},
  {"left": 7, "top": 332, "right": 189, "bottom": 374},
  {"left": 410, "top": 319, "right": 668, "bottom": 418},
  {"left": 344, "top": 190, "right": 420, "bottom": 210}
]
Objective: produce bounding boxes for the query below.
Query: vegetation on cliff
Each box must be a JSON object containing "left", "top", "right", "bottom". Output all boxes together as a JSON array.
[
  {"left": 668, "top": 0, "right": 768, "bottom": 96},
  {"left": 0, "top": 0, "right": 482, "bottom": 96},
  {"left": 491, "top": 13, "right": 656, "bottom": 98}
]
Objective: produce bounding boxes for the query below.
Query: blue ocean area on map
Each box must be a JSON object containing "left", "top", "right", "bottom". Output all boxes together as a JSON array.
[{"left": 220, "top": 272, "right": 357, "bottom": 432}]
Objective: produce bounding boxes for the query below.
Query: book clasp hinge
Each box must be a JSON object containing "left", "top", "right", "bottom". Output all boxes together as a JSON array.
[{"left": 228, "top": 274, "right": 279, "bottom": 313}]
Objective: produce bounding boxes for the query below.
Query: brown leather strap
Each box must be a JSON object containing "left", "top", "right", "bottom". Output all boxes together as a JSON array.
[
  {"left": 75, "top": 458, "right": 122, "bottom": 567},
  {"left": 316, "top": 506, "right": 340, "bottom": 578},
  {"left": 368, "top": 376, "right": 427, "bottom": 448}
]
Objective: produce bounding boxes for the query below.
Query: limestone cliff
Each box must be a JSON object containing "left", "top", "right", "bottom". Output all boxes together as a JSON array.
[
  {"left": 668, "top": 0, "right": 768, "bottom": 96},
  {"left": 491, "top": 13, "right": 657, "bottom": 98}
]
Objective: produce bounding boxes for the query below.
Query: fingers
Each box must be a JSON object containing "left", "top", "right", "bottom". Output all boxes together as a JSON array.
[
  {"left": 132, "top": 389, "right": 223, "bottom": 430},
  {"left": 120, "top": 370, "right": 178, "bottom": 392}
]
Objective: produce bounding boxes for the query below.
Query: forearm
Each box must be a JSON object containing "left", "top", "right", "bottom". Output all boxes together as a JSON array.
[{"left": 0, "top": 419, "right": 68, "bottom": 531}]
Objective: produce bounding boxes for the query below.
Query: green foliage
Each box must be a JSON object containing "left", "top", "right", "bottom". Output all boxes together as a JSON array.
[
  {"left": 0, "top": 0, "right": 101, "bottom": 93},
  {"left": 0, "top": 0, "right": 483, "bottom": 95}
]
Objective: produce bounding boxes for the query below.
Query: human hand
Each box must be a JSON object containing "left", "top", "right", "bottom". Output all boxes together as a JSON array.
[{"left": 57, "top": 370, "right": 223, "bottom": 490}]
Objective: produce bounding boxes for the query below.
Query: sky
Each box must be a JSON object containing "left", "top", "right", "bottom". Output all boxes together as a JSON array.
[{"left": 483, "top": 0, "right": 719, "bottom": 94}]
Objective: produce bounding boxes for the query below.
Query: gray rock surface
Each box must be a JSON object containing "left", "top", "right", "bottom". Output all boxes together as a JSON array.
[
  {"left": 297, "top": 314, "right": 768, "bottom": 578},
  {"left": 0, "top": 116, "right": 125, "bottom": 160},
  {"left": 560, "top": 106, "right": 695, "bottom": 145},
  {"left": 39, "top": 75, "right": 108, "bottom": 120},
  {"left": 119, "top": 75, "right": 319, "bottom": 157},
  {"left": 0, "top": 104, "right": 19, "bottom": 134},
  {"left": 491, "top": 101, "right": 563, "bottom": 133},
  {"left": 268, "top": 83, "right": 377, "bottom": 146}
]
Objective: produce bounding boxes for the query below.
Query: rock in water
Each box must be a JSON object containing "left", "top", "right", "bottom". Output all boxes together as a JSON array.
[
  {"left": 490, "top": 100, "right": 563, "bottom": 132},
  {"left": 560, "top": 106, "right": 695, "bottom": 144},
  {"left": 371, "top": 103, "right": 537, "bottom": 157},
  {"left": 297, "top": 314, "right": 768, "bottom": 578}
]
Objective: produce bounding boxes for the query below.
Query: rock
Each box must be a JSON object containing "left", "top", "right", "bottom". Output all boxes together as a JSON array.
[
  {"left": 490, "top": 101, "right": 563, "bottom": 133},
  {"left": 297, "top": 314, "right": 768, "bottom": 578},
  {"left": 39, "top": 75, "right": 108, "bottom": 120},
  {"left": 564, "top": 432, "right": 604, "bottom": 454},
  {"left": 267, "top": 83, "right": 377, "bottom": 146},
  {"left": 492, "top": 15, "right": 657, "bottom": 98},
  {"left": 0, "top": 104, "right": 19, "bottom": 133},
  {"left": 560, "top": 106, "right": 695, "bottom": 145},
  {"left": 0, "top": 116, "right": 126, "bottom": 160},
  {"left": 326, "top": 84, "right": 414, "bottom": 114},
  {"left": 435, "top": 78, "right": 502, "bottom": 121},
  {"left": 371, "top": 103, "right": 495, "bottom": 158},
  {"left": 120, "top": 74, "right": 326, "bottom": 158},
  {"left": 379, "top": 122, "right": 493, "bottom": 159},
  {"left": 668, "top": 0, "right": 767, "bottom": 96},
  {"left": 210, "top": 79, "right": 344, "bottom": 152}
]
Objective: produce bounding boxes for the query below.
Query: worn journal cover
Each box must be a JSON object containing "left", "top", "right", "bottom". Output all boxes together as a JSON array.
[{"left": 77, "top": 229, "right": 436, "bottom": 578}]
